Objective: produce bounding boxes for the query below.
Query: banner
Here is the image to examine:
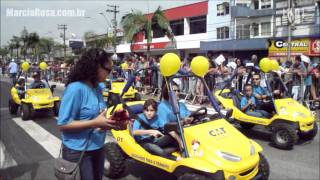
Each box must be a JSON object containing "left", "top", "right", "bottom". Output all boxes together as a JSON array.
[
  {"left": 131, "top": 41, "right": 176, "bottom": 51},
  {"left": 268, "top": 38, "right": 320, "bottom": 57}
]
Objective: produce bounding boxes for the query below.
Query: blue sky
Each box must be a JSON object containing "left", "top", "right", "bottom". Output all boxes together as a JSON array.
[{"left": 1, "top": 0, "right": 202, "bottom": 46}]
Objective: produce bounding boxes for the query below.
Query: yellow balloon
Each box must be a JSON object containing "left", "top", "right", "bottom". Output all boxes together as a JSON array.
[
  {"left": 39, "top": 62, "right": 48, "bottom": 71},
  {"left": 21, "top": 62, "right": 30, "bottom": 72},
  {"left": 160, "top": 53, "right": 181, "bottom": 77},
  {"left": 191, "top": 56, "right": 209, "bottom": 77},
  {"left": 120, "top": 62, "right": 128, "bottom": 70},
  {"left": 259, "top": 57, "right": 271, "bottom": 73},
  {"left": 270, "top": 59, "right": 280, "bottom": 71}
]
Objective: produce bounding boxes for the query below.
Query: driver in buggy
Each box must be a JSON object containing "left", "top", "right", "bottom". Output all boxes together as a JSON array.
[
  {"left": 132, "top": 99, "right": 182, "bottom": 161},
  {"left": 30, "top": 71, "right": 48, "bottom": 89},
  {"left": 241, "top": 84, "right": 270, "bottom": 118},
  {"left": 16, "top": 78, "right": 26, "bottom": 99}
]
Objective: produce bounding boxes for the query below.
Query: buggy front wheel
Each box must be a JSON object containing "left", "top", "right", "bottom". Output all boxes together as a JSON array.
[
  {"left": 21, "top": 103, "right": 32, "bottom": 120},
  {"left": 104, "top": 142, "right": 126, "bottom": 178}
]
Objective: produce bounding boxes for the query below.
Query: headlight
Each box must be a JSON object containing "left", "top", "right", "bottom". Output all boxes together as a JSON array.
[
  {"left": 216, "top": 151, "right": 241, "bottom": 162},
  {"left": 250, "top": 142, "right": 255, "bottom": 156},
  {"left": 32, "top": 96, "right": 39, "bottom": 101},
  {"left": 279, "top": 106, "right": 288, "bottom": 115},
  {"left": 48, "top": 95, "right": 53, "bottom": 99},
  {"left": 293, "top": 112, "right": 307, "bottom": 119}
]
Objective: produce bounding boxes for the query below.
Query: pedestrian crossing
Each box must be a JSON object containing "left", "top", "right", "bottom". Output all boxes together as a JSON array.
[{"left": 12, "top": 117, "right": 61, "bottom": 158}]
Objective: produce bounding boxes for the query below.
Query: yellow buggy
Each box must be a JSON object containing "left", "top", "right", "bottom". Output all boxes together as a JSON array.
[
  {"left": 8, "top": 62, "right": 60, "bottom": 120},
  {"left": 103, "top": 55, "right": 270, "bottom": 180},
  {"left": 214, "top": 64, "right": 317, "bottom": 149}
]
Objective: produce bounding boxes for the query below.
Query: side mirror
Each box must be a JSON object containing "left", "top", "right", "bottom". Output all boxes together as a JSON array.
[{"left": 225, "top": 109, "right": 233, "bottom": 120}]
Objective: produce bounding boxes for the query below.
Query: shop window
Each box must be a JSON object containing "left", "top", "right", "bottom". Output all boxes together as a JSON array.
[
  {"left": 261, "top": 0, "right": 271, "bottom": 9},
  {"left": 236, "top": 24, "right": 250, "bottom": 39},
  {"left": 251, "top": 23, "right": 259, "bottom": 36},
  {"left": 170, "top": 19, "right": 184, "bottom": 36},
  {"left": 253, "top": 0, "right": 259, "bottom": 10},
  {"left": 261, "top": 22, "right": 271, "bottom": 36},
  {"left": 217, "top": 26, "right": 229, "bottom": 39},
  {"left": 189, "top": 16, "right": 207, "bottom": 34},
  {"left": 217, "top": 3, "right": 230, "bottom": 16}
]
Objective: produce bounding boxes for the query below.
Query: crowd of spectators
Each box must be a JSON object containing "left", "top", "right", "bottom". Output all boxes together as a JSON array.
[
  {"left": 1, "top": 52, "right": 319, "bottom": 108},
  {"left": 113, "top": 52, "right": 320, "bottom": 107}
]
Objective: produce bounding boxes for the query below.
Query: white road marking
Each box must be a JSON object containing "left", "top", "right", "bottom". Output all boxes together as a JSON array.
[
  {"left": 0, "top": 140, "right": 18, "bottom": 169},
  {"left": 12, "top": 117, "right": 61, "bottom": 158}
]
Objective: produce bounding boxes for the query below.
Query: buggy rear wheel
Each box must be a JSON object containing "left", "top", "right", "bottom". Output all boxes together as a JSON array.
[
  {"left": 53, "top": 101, "right": 60, "bottom": 116},
  {"left": 9, "top": 99, "right": 19, "bottom": 114},
  {"left": 134, "top": 93, "right": 141, "bottom": 101},
  {"left": 107, "top": 93, "right": 118, "bottom": 107}
]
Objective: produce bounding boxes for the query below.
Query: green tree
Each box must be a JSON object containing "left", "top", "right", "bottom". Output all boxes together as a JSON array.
[
  {"left": 26, "top": 32, "right": 40, "bottom": 62},
  {"left": 20, "top": 27, "right": 29, "bottom": 59},
  {"left": 0, "top": 46, "right": 9, "bottom": 59},
  {"left": 121, "top": 6, "right": 175, "bottom": 59},
  {"left": 38, "top": 37, "right": 55, "bottom": 59},
  {"left": 10, "top": 36, "right": 21, "bottom": 58}
]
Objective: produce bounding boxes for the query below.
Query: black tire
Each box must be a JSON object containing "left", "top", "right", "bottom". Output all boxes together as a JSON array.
[
  {"left": 8, "top": 99, "right": 19, "bottom": 114},
  {"left": 107, "top": 93, "right": 118, "bottom": 107},
  {"left": 21, "top": 103, "right": 32, "bottom": 120},
  {"left": 271, "top": 122, "right": 298, "bottom": 149},
  {"left": 53, "top": 101, "right": 60, "bottom": 116},
  {"left": 240, "top": 122, "right": 255, "bottom": 129},
  {"left": 298, "top": 122, "right": 318, "bottom": 140},
  {"left": 104, "top": 142, "right": 126, "bottom": 178},
  {"left": 258, "top": 153, "right": 270, "bottom": 180},
  {"left": 134, "top": 93, "right": 141, "bottom": 101},
  {"left": 178, "top": 173, "right": 209, "bottom": 180}
]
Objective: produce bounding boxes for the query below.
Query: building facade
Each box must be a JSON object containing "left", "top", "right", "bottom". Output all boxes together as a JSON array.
[{"left": 116, "top": 0, "right": 319, "bottom": 61}]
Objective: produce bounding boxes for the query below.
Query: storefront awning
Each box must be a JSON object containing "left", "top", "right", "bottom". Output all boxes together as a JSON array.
[{"left": 200, "top": 38, "right": 269, "bottom": 51}]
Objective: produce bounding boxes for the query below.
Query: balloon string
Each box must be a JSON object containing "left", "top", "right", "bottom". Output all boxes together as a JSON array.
[{"left": 164, "top": 77, "right": 169, "bottom": 91}]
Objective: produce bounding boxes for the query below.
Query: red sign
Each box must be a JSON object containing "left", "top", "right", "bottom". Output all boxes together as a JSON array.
[
  {"left": 310, "top": 39, "right": 320, "bottom": 56},
  {"left": 131, "top": 41, "right": 176, "bottom": 51}
]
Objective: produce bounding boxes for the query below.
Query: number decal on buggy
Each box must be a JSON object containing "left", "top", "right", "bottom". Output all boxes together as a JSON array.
[{"left": 209, "top": 128, "right": 226, "bottom": 136}]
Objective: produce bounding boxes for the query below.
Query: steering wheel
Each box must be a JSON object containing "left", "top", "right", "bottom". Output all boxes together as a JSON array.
[{"left": 188, "top": 107, "right": 208, "bottom": 124}]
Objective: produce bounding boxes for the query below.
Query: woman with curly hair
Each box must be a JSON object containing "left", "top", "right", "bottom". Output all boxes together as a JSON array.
[{"left": 57, "top": 48, "right": 128, "bottom": 180}]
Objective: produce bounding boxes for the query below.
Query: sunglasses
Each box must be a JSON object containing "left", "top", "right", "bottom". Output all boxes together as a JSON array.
[
  {"left": 173, "top": 89, "right": 180, "bottom": 92},
  {"left": 253, "top": 78, "right": 260, "bottom": 80},
  {"left": 101, "top": 64, "right": 112, "bottom": 73}
]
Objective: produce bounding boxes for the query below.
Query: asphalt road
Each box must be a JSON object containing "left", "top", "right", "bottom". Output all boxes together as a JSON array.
[{"left": 0, "top": 76, "right": 319, "bottom": 180}]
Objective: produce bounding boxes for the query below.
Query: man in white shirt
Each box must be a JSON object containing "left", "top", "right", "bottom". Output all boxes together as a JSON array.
[{"left": 8, "top": 59, "right": 18, "bottom": 85}]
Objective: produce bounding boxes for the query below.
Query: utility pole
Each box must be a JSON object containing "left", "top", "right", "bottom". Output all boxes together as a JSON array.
[
  {"left": 58, "top": 24, "right": 67, "bottom": 61},
  {"left": 106, "top": 5, "right": 119, "bottom": 53},
  {"left": 287, "top": 0, "right": 294, "bottom": 62}
]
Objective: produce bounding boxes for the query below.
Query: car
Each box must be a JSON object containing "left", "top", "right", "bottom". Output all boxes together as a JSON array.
[
  {"left": 214, "top": 64, "right": 318, "bottom": 150},
  {"left": 8, "top": 62, "right": 60, "bottom": 120},
  {"left": 102, "top": 69, "right": 141, "bottom": 106},
  {"left": 103, "top": 55, "right": 270, "bottom": 180}
]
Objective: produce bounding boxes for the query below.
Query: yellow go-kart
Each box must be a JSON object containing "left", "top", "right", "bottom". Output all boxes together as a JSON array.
[
  {"left": 103, "top": 55, "right": 270, "bottom": 180},
  {"left": 102, "top": 70, "right": 141, "bottom": 106},
  {"left": 215, "top": 64, "right": 317, "bottom": 150},
  {"left": 8, "top": 62, "right": 60, "bottom": 120}
]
